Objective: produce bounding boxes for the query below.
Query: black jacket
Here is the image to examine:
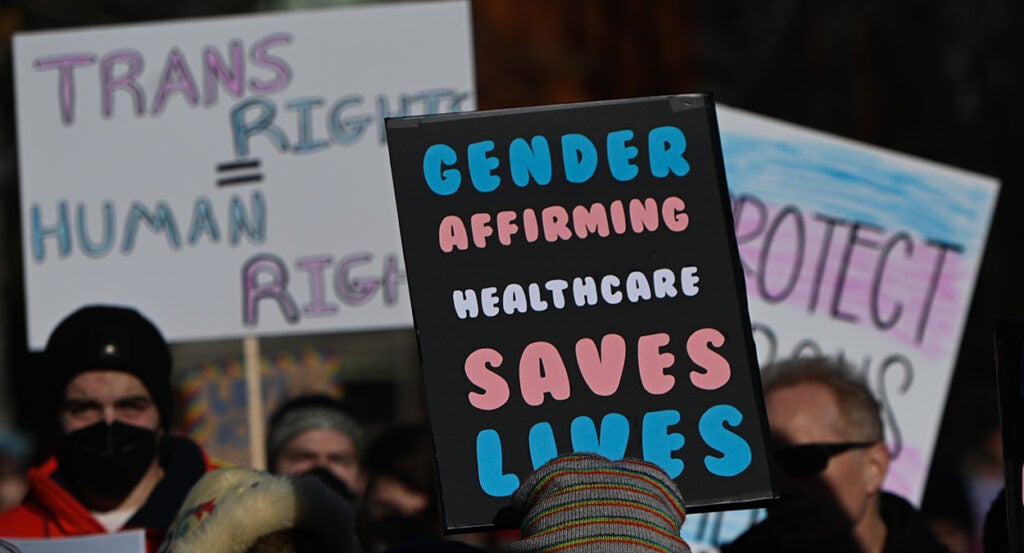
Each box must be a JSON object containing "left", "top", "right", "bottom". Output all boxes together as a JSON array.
[{"left": 721, "top": 492, "right": 951, "bottom": 553}]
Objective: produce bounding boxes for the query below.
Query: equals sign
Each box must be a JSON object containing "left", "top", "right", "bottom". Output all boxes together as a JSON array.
[{"left": 216, "top": 159, "right": 263, "bottom": 186}]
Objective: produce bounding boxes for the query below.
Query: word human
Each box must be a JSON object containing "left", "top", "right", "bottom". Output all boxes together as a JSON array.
[
  {"left": 29, "top": 192, "right": 265, "bottom": 261},
  {"left": 423, "top": 126, "right": 691, "bottom": 195},
  {"left": 453, "top": 265, "right": 700, "bottom": 319}
]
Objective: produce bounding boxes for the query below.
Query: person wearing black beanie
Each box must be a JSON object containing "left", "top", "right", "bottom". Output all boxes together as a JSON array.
[{"left": 0, "top": 304, "right": 216, "bottom": 553}]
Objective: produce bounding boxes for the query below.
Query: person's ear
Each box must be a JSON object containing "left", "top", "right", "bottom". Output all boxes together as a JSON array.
[{"left": 861, "top": 442, "right": 890, "bottom": 494}]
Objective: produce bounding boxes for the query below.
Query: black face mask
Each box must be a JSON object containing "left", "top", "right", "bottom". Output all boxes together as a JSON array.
[{"left": 57, "top": 421, "right": 159, "bottom": 501}]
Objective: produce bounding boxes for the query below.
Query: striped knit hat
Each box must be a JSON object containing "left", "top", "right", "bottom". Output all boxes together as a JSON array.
[{"left": 507, "top": 453, "right": 691, "bottom": 553}]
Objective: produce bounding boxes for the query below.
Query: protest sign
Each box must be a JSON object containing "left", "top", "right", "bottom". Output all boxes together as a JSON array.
[
  {"left": 14, "top": 1, "right": 474, "bottom": 349},
  {"left": 994, "top": 317, "right": 1024, "bottom": 553},
  {"left": 386, "top": 94, "right": 774, "bottom": 531},
  {"left": 0, "top": 531, "right": 145, "bottom": 553},
  {"left": 682, "top": 106, "right": 999, "bottom": 548}
]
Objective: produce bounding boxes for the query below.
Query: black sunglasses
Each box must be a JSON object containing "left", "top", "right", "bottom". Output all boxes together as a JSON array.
[{"left": 773, "top": 441, "right": 878, "bottom": 477}]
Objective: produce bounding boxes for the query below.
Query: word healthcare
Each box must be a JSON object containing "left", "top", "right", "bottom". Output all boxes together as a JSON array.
[{"left": 387, "top": 95, "right": 773, "bottom": 531}]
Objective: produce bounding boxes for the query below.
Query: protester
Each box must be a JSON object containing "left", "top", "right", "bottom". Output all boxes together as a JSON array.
[
  {"left": 508, "top": 452, "right": 691, "bottom": 553},
  {"left": 0, "top": 305, "right": 215, "bottom": 552},
  {"left": 158, "top": 466, "right": 360, "bottom": 553},
  {"left": 266, "top": 394, "right": 366, "bottom": 500},
  {"left": 722, "top": 356, "right": 949, "bottom": 553}
]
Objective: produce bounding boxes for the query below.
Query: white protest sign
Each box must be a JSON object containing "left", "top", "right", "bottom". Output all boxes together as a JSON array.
[
  {"left": 14, "top": 1, "right": 474, "bottom": 349},
  {"left": 682, "top": 106, "right": 999, "bottom": 548},
  {"left": 0, "top": 530, "right": 145, "bottom": 553}
]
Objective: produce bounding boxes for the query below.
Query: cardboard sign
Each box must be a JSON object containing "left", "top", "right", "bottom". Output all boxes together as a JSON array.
[
  {"left": 386, "top": 95, "right": 774, "bottom": 531},
  {"left": 0, "top": 531, "right": 145, "bottom": 553},
  {"left": 14, "top": 1, "right": 474, "bottom": 349},
  {"left": 994, "top": 317, "right": 1024, "bottom": 553},
  {"left": 681, "top": 106, "right": 999, "bottom": 548}
]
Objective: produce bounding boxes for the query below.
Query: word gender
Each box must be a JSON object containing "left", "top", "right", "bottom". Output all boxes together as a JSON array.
[{"left": 423, "top": 126, "right": 691, "bottom": 195}]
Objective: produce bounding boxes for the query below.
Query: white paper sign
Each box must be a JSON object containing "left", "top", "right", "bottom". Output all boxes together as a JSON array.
[
  {"left": 14, "top": 1, "right": 474, "bottom": 349},
  {"left": 0, "top": 531, "right": 145, "bottom": 553},
  {"left": 682, "top": 106, "right": 999, "bottom": 547}
]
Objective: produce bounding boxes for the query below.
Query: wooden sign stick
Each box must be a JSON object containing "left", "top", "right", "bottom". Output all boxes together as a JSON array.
[{"left": 243, "top": 336, "right": 266, "bottom": 470}]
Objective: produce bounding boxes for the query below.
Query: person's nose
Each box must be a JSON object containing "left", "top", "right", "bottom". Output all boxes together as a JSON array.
[{"left": 102, "top": 406, "right": 117, "bottom": 425}]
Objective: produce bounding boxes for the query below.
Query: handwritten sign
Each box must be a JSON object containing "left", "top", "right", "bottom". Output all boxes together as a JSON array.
[
  {"left": 14, "top": 1, "right": 474, "bottom": 349},
  {"left": 386, "top": 95, "right": 774, "bottom": 531},
  {"left": 682, "top": 106, "right": 999, "bottom": 548}
]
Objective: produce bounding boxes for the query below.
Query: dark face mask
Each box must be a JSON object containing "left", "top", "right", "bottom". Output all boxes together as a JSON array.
[{"left": 57, "top": 421, "right": 159, "bottom": 500}]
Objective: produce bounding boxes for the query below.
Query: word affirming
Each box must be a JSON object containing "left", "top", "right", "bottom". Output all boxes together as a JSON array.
[
  {"left": 453, "top": 266, "right": 700, "bottom": 319},
  {"left": 242, "top": 251, "right": 406, "bottom": 326},
  {"left": 34, "top": 32, "right": 294, "bottom": 125},
  {"left": 232, "top": 88, "right": 470, "bottom": 157},
  {"left": 423, "top": 126, "right": 691, "bottom": 195},
  {"left": 440, "top": 196, "right": 688, "bottom": 252},
  {"left": 732, "top": 194, "right": 962, "bottom": 344},
  {"left": 475, "top": 405, "right": 752, "bottom": 497},
  {"left": 29, "top": 192, "right": 265, "bottom": 262}
]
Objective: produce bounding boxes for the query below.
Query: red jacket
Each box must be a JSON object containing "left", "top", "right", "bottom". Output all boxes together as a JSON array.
[{"left": 0, "top": 435, "right": 214, "bottom": 553}]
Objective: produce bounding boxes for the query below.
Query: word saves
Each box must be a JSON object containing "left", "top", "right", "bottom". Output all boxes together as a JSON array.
[{"left": 466, "top": 328, "right": 753, "bottom": 496}]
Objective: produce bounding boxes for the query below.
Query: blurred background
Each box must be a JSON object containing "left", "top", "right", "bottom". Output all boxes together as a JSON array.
[{"left": 0, "top": 0, "right": 1018, "bottom": 550}]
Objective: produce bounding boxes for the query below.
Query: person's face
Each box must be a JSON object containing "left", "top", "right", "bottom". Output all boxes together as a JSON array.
[
  {"left": 60, "top": 371, "right": 160, "bottom": 434},
  {"left": 274, "top": 429, "right": 366, "bottom": 497},
  {"left": 764, "top": 381, "right": 888, "bottom": 548}
]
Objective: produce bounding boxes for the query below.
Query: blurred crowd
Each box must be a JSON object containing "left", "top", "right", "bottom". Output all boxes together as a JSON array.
[{"left": 0, "top": 304, "right": 1014, "bottom": 553}]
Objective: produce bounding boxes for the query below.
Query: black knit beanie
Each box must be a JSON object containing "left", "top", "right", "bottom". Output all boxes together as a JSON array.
[{"left": 46, "top": 305, "right": 173, "bottom": 431}]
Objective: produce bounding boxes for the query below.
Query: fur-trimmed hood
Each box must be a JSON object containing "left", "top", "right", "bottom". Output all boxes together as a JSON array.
[{"left": 158, "top": 467, "right": 359, "bottom": 553}]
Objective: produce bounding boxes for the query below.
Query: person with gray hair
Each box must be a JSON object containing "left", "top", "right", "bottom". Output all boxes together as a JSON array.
[
  {"left": 723, "top": 356, "right": 949, "bottom": 553},
  {"left": 266, "top": 394, "right": 366, "bottom": 501}
]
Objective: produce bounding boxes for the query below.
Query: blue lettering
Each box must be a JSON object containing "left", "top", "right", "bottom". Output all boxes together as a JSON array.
[
  {"left": 121, "top": 202, "right": 181, "bottom": 253},
  {"left": 607, "top": 129, "right": 639, "bottom": 182},
  {"left": 468, "top": 140, "right": 500, "bottom": 192},
  {"left": 328, "top": 95, "right": 370, "bottom": 144},
  {"left": 509, "top": 136, "right": 552, "bottom": 187},
  {"left": 642, "top": 409, "right": 684, "bottom": 478},
  {"left": 231, "top": 97, "right": 289, "bottom": 157},
  {"left": 31, "top": 202, "right": 71, "bottom": 262},
  {"left": 286, "top": 97, "right": 330, "bottom": 153},
  {"left": 561, "top": 133, "right": 598, "bottom": 184},
  {"left": 188, "top": 197, "right": 220, "bottom": 245},
  {"left": 77, "top": 202, "right": 115, "bottom": 258},
  {"left": 699, "top": 404, "right": 752, "bottom": 477},
  {"left": 648, "top": 126, "right": 690, "bottom": 178},
  {"left": 528, "top": 421, "right": 558, "bottom": 470},
  {"left": 476, "top": 429, "right": 520, "bottom": 497},
  {"left": 230, "top": 191, "right": 266, "bottom": 245},
  {"left": 570, "top": 413, "right": 628, "bottom": 460},
  {"left": 423, "top": 143, "right": 460, "bottom": 196}
]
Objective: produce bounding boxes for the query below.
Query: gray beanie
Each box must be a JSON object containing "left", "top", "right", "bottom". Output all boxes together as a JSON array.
[
  {"left": 266, "top": 395, "right": 365, "bottom": 468},
  {"left": 508, "top": 453, "right": 691, "bottom": 553}
]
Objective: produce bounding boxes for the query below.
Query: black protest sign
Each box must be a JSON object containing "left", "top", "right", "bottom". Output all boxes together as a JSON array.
[
  {"left": 994, "top": 317, "right": 1024, "bottom": 553},
  {"left": 386, "top": 94, "right": 775, "bottom": 532}
]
